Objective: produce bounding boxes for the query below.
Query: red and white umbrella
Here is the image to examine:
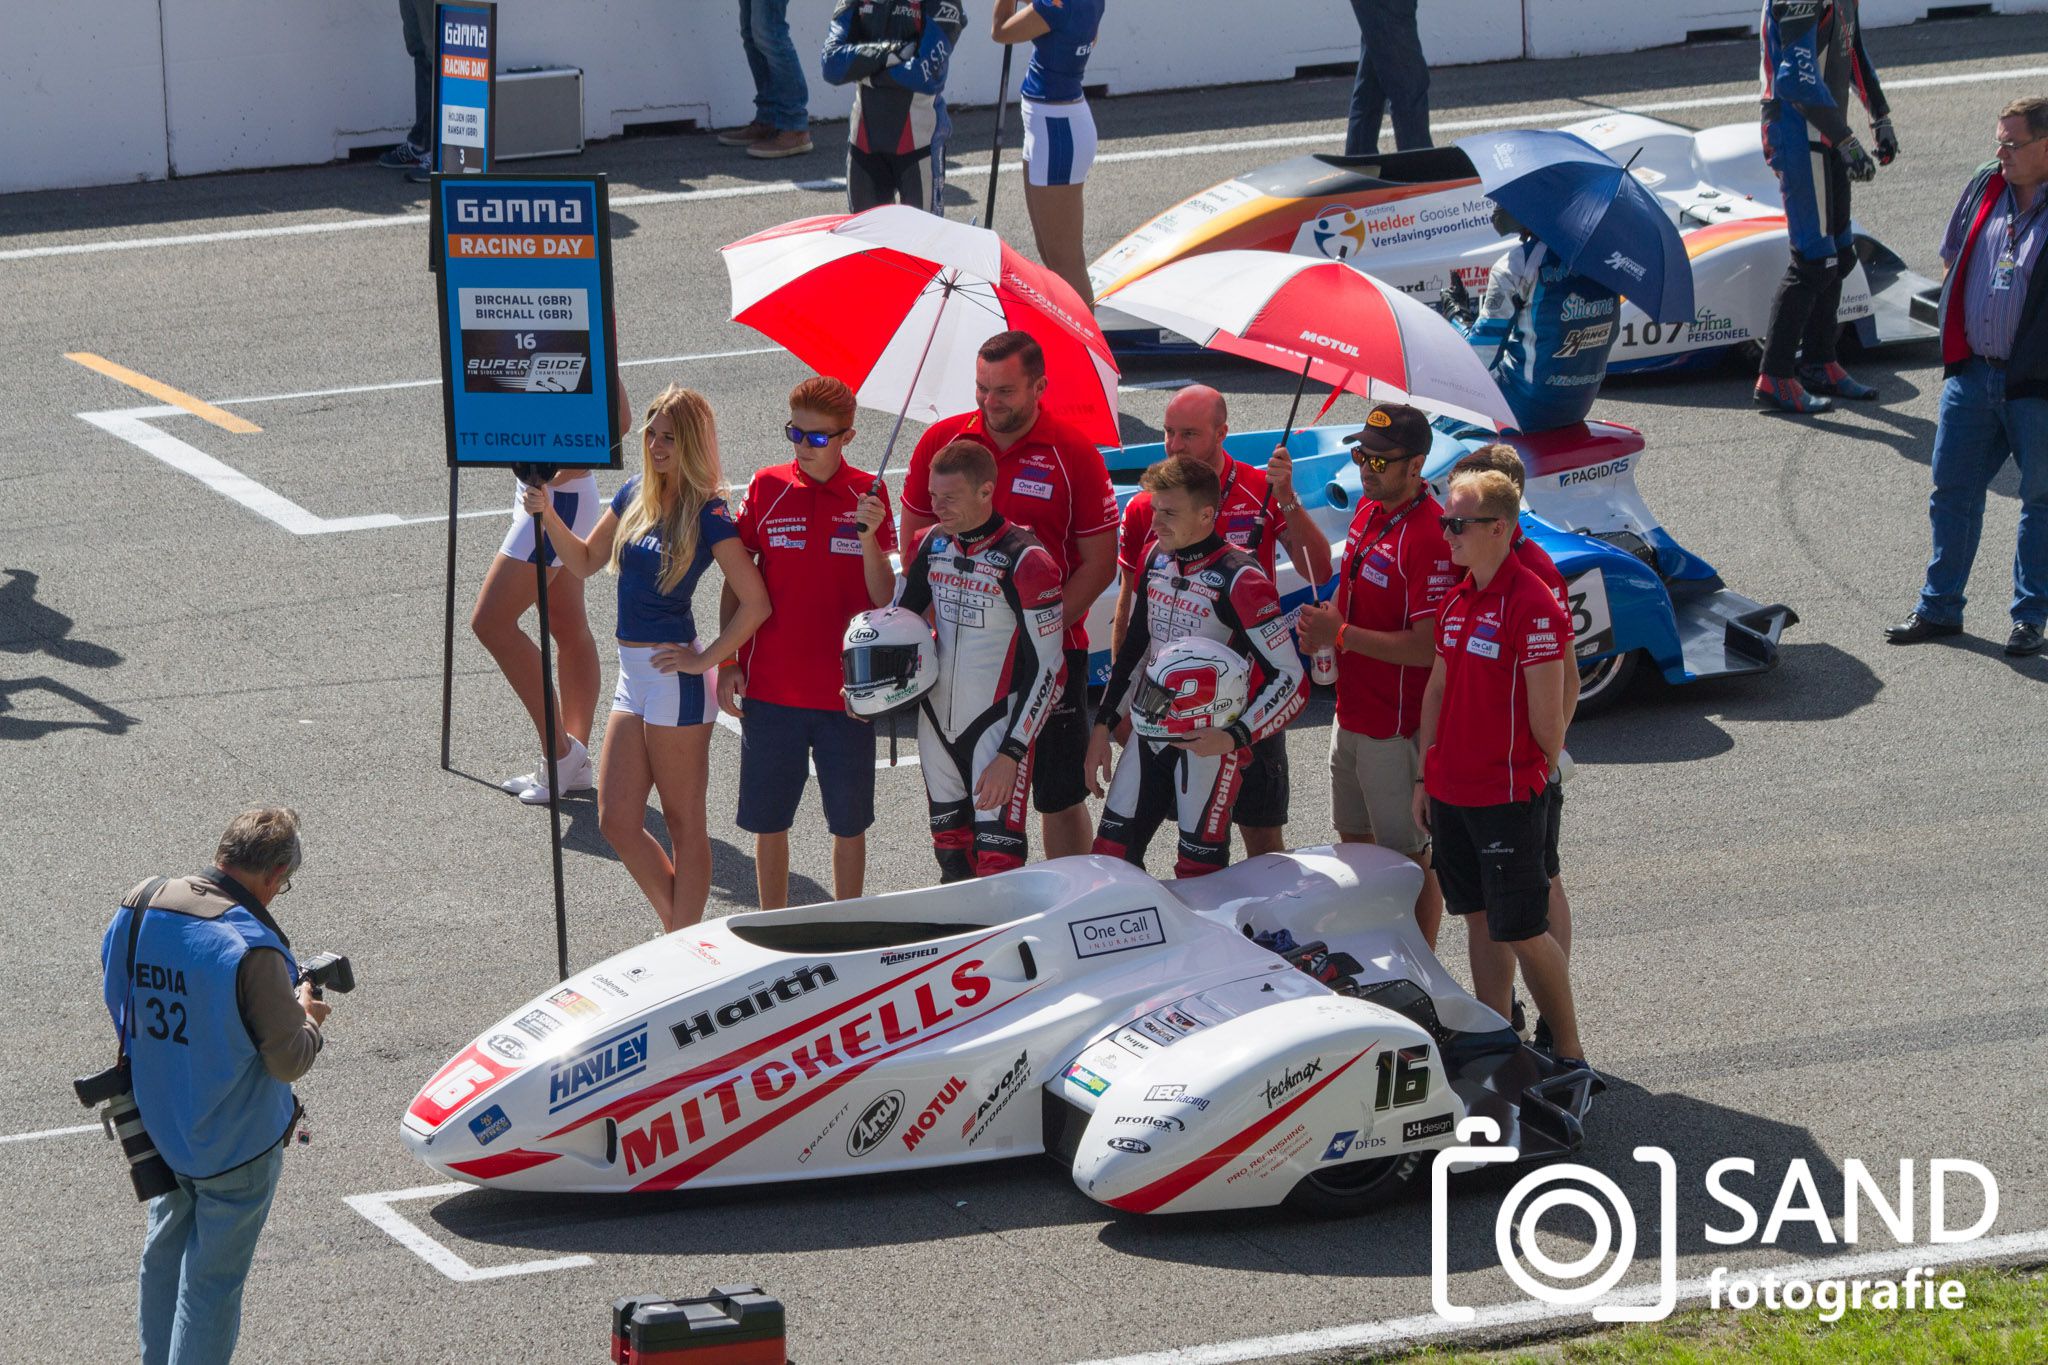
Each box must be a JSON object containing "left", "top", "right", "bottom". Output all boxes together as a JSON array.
[
  {"left": 1098, "top": 249, "right": 1513, "bottom": 431},
  {"left": 721, "top": 206, "right": 1122, "bottom": 452}
]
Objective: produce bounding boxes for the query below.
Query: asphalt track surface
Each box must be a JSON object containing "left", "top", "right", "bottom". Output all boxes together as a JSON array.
[{"left": 5, "top": 17, "right": 2047, "bottom": 1365}]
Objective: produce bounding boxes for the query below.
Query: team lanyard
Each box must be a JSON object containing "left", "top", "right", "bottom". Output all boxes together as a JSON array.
[
  {"left": 1993, "top": 188, "right": 2045, "bottom": 293},
  {"left": 1341, "top": 490, "right": 1430, "bottom": 605}
]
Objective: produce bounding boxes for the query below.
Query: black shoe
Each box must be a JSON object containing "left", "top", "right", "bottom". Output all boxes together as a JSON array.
[
  {"left": 1532, "top": 1016, "right": 1554, "bottom": 1054},
  {"left": 2007, "top": 622, "right": 2045, "bottom": 657},
  {"left": 1509, "top": 996, "right": 1526, "bottom": 1035},
  {"left": 376, "top": 140, "right": 427, "bottom": 169},
  {"left": 1885, "top": 612, "right": 1962, "bottom": 645}
]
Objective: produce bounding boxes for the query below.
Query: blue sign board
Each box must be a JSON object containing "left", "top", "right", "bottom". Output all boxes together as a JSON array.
[
  {"left": 434, "top": 1, "right": 495, "bottom": 175},
  {"left": 432, "top": 175, "right": 621, "bottom": 470}
]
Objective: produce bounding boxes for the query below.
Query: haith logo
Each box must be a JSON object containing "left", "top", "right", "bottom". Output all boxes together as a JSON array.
[{"left": 669, "top": 964, "right": 838, "bottom": 1049}]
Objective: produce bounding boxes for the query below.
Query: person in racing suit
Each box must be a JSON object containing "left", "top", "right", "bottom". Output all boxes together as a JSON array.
[
  {"left": 1452, "top": 208, "right": 1619, "bottom": 433},
  {"left": 1754, "top": 0, "right": 1899, "bottom": 414},
  {"left": 1086, "top": 457, "right": 1307, "bottom": 877},
  {"left": 876, "top": 439, "right": 1066, "bottom": 881},
  {"left": 822, "top": 0, "right": 963, "bottom": 214}
]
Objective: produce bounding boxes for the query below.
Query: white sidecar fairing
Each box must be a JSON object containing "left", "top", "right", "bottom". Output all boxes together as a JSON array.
[
  {"left": 403, "top": 848, "right": 1592, "bottom": 1211},
  {"left": 1091, "top": 111, "right": 1937, "bottom": 373}
]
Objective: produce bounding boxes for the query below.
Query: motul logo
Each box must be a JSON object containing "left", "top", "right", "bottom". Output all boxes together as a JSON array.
[
  {"left": 1298, "top": 330, "right": 1360, "bottom": 358},
  {"left": 902, "top": 1076, "right": 966, "bottom": 1151}
]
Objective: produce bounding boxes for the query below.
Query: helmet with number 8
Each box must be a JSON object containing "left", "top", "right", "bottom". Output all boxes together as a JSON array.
[
  {"left": 1129, "top": 637, "right": 1250, "bottom": 740},
  {"left": 841, "top": 607, "right": 938, "bottom": 718}
]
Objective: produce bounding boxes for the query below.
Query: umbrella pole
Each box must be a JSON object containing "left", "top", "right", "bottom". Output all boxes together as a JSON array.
[
  {"left": 984, "top": 47, "right": 1015, "bottom": 229},
  {"left": 870, "top": 279, "right": 954, "bottom": 492},
  {"left": 1260, "top": 353, "right": 1316, "bottom": 561}
]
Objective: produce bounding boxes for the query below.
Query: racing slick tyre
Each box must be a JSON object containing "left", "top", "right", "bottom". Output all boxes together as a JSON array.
[
  {"left": 1573, "top": 650, "right": 1640, "bottom": 716},
  {"left": 1283, "top": 1150, "right": 1426, "bottom": 1217}
]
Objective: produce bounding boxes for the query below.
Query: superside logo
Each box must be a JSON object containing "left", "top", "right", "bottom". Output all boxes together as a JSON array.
[{"left": 548, "top": 1024, "right": 650, "bottom": 1113}]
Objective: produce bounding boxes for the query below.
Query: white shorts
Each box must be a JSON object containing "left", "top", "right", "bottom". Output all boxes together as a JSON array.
[
  {"left": 612, "top": 644, "right": 720, "bottom": 728},
  {"left": 1021, "top": 97, "right": 1096, "bottom": 188},
  {"left": 500, "top": 473, "right": 600, "bottom": 569}
]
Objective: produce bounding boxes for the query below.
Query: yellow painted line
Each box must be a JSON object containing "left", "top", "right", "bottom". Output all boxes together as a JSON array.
[{"left": 64, "top": 352, "right": 261, "bottom": 434}]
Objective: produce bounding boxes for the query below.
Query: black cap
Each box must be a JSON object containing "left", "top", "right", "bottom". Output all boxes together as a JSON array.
[{"left": 1343, "top": 403, "right": 1431, "bottom": 457}]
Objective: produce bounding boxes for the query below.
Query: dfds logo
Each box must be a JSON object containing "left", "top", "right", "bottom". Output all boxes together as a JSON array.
[{"left": 1431, "top": 1119, "right": 1998, "bottom": 1324}]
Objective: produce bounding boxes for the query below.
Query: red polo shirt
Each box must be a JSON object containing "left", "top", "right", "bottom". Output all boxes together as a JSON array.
[
  {"left": 734, "top": 457, "right": 894, "bottom": 712},
  {"left": 1119, "top": 458, "right": 1278, "bottom": 580},
  {"left": 1334, "top": 491, "right": 1454, "bottom": 739},
  {"left": 1425, "top": 556, "right": 1566, "bottom": 807},
  {"left": 902, "top": 408, "right": 1119, "bottom": 650},
  {"left": 1512, "top": 533, "right": 1574, "bottom": 642}
]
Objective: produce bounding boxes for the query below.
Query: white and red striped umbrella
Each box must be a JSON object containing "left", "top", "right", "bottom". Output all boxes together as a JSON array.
[
  {"left": 1098, "top": 250, "right": 1513, "bottom": 431},
  {"left": 721, "top": 206, "right": 1122, "bottom": 447}
]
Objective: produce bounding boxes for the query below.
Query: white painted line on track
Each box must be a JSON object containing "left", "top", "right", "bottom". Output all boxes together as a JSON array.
[
  {"left": 11, "top": 63, "right": 2045, "bottom": 265},
  {"left": 211, "top": 346, "right": 783, "bottom": 408},
  {"left": 0, "top": 1122, "right": 101, "bottom": 1145},
  {"left": 345, "top": 1182, "right": 596, "bottom": 1282},
  {"left": 1067, "top": 1228, "right": 2048, "bottom": 1365}
]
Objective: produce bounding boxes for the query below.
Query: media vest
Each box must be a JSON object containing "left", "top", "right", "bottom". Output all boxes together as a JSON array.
[{"left": 102, "top": 901, "right": 300, "bottom": 1178}]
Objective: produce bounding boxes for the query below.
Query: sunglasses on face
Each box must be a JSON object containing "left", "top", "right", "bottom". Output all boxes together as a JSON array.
[
  {"left": 1440, "top": 514, "right": 1503, "bottom": 536},
  {"left": 1350, "top": 447, "right": 1419, "bottom": 474},
  {"left": 785, "top": 423, "right": 850, "bottom": 448}
]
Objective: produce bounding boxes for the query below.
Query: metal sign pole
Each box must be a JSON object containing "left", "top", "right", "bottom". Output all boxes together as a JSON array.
[
  {"left": 440, "top": 467, "right": 459, "bottom": 770},
  {"left": 524, "top": 475, "right": 571, "bottom": 982}
]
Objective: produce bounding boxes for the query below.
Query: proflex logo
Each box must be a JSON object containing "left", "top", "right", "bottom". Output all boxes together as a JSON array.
[
  {"left": 670, "top": 964, "right": 838, "bottom": 1049},
  {"left": 1603, "top": 250, "right": 1648, "bottom": 281},
  {"left": 1298, "top": 329, "right": 1361, "bottom": 358},
  {"left": 1261, "top": 1058, "right": 1324, "bottom": 1109},
  {"left": 618, "top": 958, "right": 1000, "bottom": 1180}
]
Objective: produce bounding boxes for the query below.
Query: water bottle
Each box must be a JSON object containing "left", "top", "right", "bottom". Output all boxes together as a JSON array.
[{"left": 1311, "top": 647, "right": 1337, "bottom": 685}]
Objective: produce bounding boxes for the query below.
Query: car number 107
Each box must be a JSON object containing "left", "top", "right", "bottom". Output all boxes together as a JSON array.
[{"left": 1620, "top": 320, "right": 1688, "bottom": 348}]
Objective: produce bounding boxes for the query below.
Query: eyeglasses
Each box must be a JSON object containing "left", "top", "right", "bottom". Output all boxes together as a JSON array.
[
  {"left": 1439, "top": 515, "right": 1503, "bottom": 536},
  {"left": 786, "top": 422, "right": 850, "bottom": 448},
  {"left": 1995, "top": 134, "right": 2044, "bottom": 153},
  {"left": 1350, "top": 447, "right": 1420, "bottom": 473},
  {"left": 278, "top": 876, "right": 293, "bottom": 896}
]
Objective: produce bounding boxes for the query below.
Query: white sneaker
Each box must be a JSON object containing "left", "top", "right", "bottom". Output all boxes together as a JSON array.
[{"left": 517, "top": 738, "right": 596, "bottom": 804}]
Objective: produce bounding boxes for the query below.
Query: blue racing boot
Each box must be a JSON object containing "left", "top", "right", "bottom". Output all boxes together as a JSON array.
[
  {"left": 1754, "top": 374, "right": 1834, "bottom": 414},
  {"left": 1797, "top": 361, "right": 1879, "bottom": 400}
]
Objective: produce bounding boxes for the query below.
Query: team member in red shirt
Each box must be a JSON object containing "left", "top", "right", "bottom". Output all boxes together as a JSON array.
[
  {"left": 1450, "top": 444, "right": 1580, "bottom": 1048},
  {"left": 898, "top": 330, "right": 1119, "bottom": 859},
  {"left": 1112, "top": 385, "right": 1333, "bottom": 857},
  {"left": 1296, "top": 404, "right": 1454, "bottom": 946},
  {"left": 720, "top": 377, "right": 897, "bottom": 908},
  {"left": 1411, "top": 469, "right": 1587, "bottom": 1074}
]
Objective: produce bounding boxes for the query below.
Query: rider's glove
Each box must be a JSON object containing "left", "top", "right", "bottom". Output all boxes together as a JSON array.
[
  {"left": 1839, "top": 134, "right": 1878, "bottom": 184},
  {"left": 1871, "top": 118, "right": 1899, "bottom": 166},
  {"left": 894, "top": 39, "right": 920, "bottom": 65},
  {"left": 1440, "top": 273, "right": 1477, "bottom": 327}
]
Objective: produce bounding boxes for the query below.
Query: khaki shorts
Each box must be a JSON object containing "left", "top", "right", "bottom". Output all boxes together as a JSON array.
[{"left": 1330, "top": 728, "right": 1428, "bottom": 856}]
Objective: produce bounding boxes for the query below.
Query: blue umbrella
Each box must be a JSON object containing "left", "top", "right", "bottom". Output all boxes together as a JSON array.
[{"left": 1454, "top": 129, "right": 1695, "bottom": 324}]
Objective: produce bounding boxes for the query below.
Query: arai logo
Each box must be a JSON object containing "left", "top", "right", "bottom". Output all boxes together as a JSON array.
[
  {"left": 847, "top": 624, "right": 880, "bottom": 644},
  {"left": 847, "top": 1091, "right": 906, "bottom": 1157}
]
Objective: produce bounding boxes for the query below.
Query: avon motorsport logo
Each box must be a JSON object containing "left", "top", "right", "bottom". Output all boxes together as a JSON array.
[{"left": 1432, "top": 1119, "right": 2000, "bottom": 1323}]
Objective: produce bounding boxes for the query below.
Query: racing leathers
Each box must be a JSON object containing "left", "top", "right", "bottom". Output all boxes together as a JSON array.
[
  {"left": 822, "top": 0, "right": 963, "bottom": 214},
  {"left": 1758, "top": 0, "right": 1893, "bottom": 378},
  {"left": 899, "top": 515, "right": 1066, "bottom": 880},
  {"left": 1463, "top": 238, "right": 1619, "bottom": 432},
  {"left": 1094, "top": 534, "right": 1307, "bottom": 877}
]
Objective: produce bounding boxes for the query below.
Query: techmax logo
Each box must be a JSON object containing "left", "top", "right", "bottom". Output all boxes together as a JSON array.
[
  {"left": 1298, "top": 330, "right": 1360, "bottom": 358},
  {"left": 670, "top": 964, "right": 839, "bottom": 1049}
]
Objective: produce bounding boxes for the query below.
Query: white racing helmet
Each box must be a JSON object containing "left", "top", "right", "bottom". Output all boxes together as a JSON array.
[
  {"left": 1129, "top": 636, "right": 1250, "bottom": 741},
  {"left": 841, "top": 607, "right": 938, "bottom": 718}
]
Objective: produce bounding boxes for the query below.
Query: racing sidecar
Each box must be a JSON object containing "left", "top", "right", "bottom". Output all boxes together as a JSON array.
[
  {"left": 402, "top": 846, "right": 1597, "bottom": 1215},
  {"left": 1082, "top": 420, "right": 1796, "bottom": 712},
  {"left": 1090, "top": 112, "right": 1938, "bottom": 373}
]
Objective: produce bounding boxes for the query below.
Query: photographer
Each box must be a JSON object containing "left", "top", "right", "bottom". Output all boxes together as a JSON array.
[{"left": 100, "top": 808, "right": 329, "bottom": 1365}]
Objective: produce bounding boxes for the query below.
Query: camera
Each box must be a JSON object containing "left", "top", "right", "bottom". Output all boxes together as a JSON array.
[
  {"left": 72, "top": 1062, "right": 178, "bottom": 1203},
  {"left": 299, "top": 951, "right": 355, "bottom": 998}
]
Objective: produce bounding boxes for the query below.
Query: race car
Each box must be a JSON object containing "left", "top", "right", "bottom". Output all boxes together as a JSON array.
[
  {"left": 1089, "top": 112, "right": 1938, "bottom": 373},
  {"left": 402, "top": 845, "right": 1597, "bottom": 1214},
  {"left": 1081, "top": 418, "right": 1797, "bottom": 712}
]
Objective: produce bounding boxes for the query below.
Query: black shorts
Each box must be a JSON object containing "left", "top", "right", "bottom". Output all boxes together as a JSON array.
[
  {"left": 1031, "top": 647, "right": 1092, "bottom": 814},
  {"left": 736, "top": 698, "right": 877, "bottom": 837},
  {"left": 1234, "top": 732, "right": 1290, "bottom": 828},
  {"left": 1542, "top": 777, "right": 1562, "bottom": 880},
  {"left": 1430, "top": 796, "right": 1551, "bottom": 943}
]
